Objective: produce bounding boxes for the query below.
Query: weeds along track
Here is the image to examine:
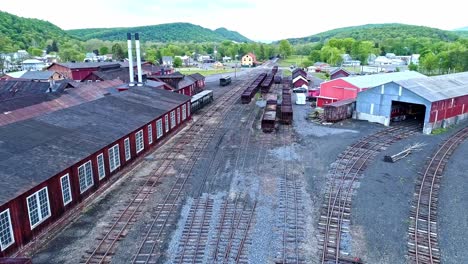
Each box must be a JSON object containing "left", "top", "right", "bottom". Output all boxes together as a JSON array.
[
  {"left": 319, "top": 122, "right": 420, "bottom": 264},
  {"left": 408, "top": 127, "right": 468, "bottom": 264}
]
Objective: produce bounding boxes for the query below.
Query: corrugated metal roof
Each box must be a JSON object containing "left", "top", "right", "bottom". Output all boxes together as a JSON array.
[
  {"left": 0, "top": 80, "right": 123, "bottom": 126},
  {"left": 394, "top": 72, "right": 468, "bottom": 102},
  {"left": 20, "top": 71, "right": 56, "bottom": 80},
  {"left": 342, "top": 71, "right": 426, "bottom": 88},
  {"left": 51, "top": 62, "right": 120, "bottom": 69},
  {"left": 0, "top": 87, "right": 190, "bottom": 205}
]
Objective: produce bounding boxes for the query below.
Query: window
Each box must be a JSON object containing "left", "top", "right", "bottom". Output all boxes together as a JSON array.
[
  {"left": 124, "top": 138, "right": 131, "bottom": 161},
  {"left": 182, "top": 105, "right": 187, "bottom": 120},
  {"left": 108, "top": 144, "right": 121, "bottom": 172},
  {"left": 60, "top": 174, "right": 72, "bottom": 205},
  {"left": 187, "top": 102, "right": 191, "bottom": 117},
  {"left": 26, "top": 187, "right": 51, "bottom": 229},
  {"left": 177, "top": 108, "right": 181, "bottom": 124},
  {"left": 0, "top": 209, "right": 14, "bottom": 251},
  {"left": 78, "top": 161, "right": 94, "bottom": 193},
  {"left": 170, "top": 111, "right": 176, "bottom": 129},
  {"left": 164, "top": 114, "right": 169, "bottom": 132},
  {"left": 148, "top": 124, "right": 153, "bottom": 144},
  {"left": 97, "top": 154, "right": 106, "bottom": 179},
  {"left": 135, "top": 130, "right": 144, "bottom": 153},
  {"left": 156, "top": 119, "right": 163, "bottom": 139}
]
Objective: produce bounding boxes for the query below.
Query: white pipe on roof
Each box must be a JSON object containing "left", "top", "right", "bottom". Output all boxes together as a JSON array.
[
  {"left": 135, "top": 33, "right": 143, "bottom": 86},
  {"left": 127, "top": 33, "right": 135, "bottom": 86}
]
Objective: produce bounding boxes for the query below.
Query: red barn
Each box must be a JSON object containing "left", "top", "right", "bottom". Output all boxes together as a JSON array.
[
  {"left": 0, "top": 86, "right": 191, "bottom": 257},
  {"left": 315, "top": 71, "right": 426, "bottom": 107},
  {"left": 149, "top": 72, "right": 199, "bottom": 97}
]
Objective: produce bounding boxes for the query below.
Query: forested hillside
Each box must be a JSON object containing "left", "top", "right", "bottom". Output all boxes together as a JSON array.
[
  {"left": 67, "top": 23, "right": 251, "bottom": 43},
  {"left": 0, "top": 11, "right": 73, "bottom": 52},
  {"left": 214, "top": 27, "right": 251, "bottom": 42},
  {"left": 288, "top": 24, "right": 461, "bottom": 44}
]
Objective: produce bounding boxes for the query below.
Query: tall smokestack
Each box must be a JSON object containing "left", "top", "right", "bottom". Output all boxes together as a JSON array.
[
  {"left": 135, "top": 33, "right": 143, "bottom": 86},
  {"left": 127, "top": 33, "right": 135, "bottom": 86}
]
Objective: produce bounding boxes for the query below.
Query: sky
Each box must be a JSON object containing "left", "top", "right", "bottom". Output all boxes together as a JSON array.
[{"left": 1, "top": 0, "right": 466, "bottom": 42}]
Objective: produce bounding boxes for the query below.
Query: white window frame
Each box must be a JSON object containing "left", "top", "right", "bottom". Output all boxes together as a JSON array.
[
  {"left": 177, "top": 108, "right": 181, "bottom": 124},
  {"left": 187, "top": 102, "right": 191, "bottom": 117},
  {"left": 60, "top": 174, "right": 72, "bottom": 206},
  {"left": 124, "top": 138, "right": 131, "bottom": 161},
  {"left": 0, "top": 209, "right": 15, "bottom": 251},
  {"left": 135, "top": 130, "right": 144, "bottom": 153},
  {"left": 182, "top": 104, "right": 187, "bottom": 120},
  {"left": 148, "top": 124, "right": 153, "bottom": 144},
  {"left": 170, "top": 111, "right": 176, "bottom": 129},
  {"left": 164, "top": 114, "right": 169, "bottom": 132},
  {"left": 108, "top": 144, "right": 121, "bottom": 172},
  {"left": 97, "top": 154, "right": 106, "bottom": 180},
  {"left": 156, "top": 119, "right": 163, "bottom": 139},
  {"left": 78, "top": 161, "right": 94, "bottom": 193},
  {"left": 26, "top": 187, "right": 51, "bottom": 229}
]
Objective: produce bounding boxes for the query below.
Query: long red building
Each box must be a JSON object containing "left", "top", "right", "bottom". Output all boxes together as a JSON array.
[{"left": 0, "top": 86, "right": 191, "bottom": 256}]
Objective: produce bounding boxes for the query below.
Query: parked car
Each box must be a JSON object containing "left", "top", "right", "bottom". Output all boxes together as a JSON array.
[{"left": 292, "top": 87, "right": 307, "bottom": 93}]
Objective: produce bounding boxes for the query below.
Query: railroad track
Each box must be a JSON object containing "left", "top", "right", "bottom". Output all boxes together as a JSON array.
[
  {"left": 172, "top": 101, "right": 259, "bottom": 264},
  {"left": 80, "top": 71, "right": 262, "bottom": 264},
  {"left": 130, "top": 73, "right": 266, "bottom": 264},
  {"left": 319, "top": 122, "right": 420, "bottom": 264},
  {"left": 274, "top": 125, "right": 306, "bottom": 264},
  {"left": 408, "top": 127, "right": 468, "bottom": 264}
]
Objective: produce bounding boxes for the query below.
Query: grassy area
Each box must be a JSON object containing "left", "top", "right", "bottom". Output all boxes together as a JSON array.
[
  {"left": 278, "top": 55, "right": 305, "bottom": 67},
  {"left": 431, "top": 127, "right": 450, "bottom": 135},
  {"left": 311, "top": 72, "right": 327, "bottom": 80},
  {"left": 283, "top": 69, "right": 292, "bottom": 77},
  {"left": 177, "top": 68, "right": 236, "bottom": 76}
]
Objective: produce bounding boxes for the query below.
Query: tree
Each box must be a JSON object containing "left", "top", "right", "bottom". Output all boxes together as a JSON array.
[
  {"left": 59, "top": 48, "right": 84, "bottom": 62},
  {"left": 308, "top": 50, "right": 321, "bottom": 63},
  {"left": 408, "top": 62, "right": 418, "bottom": 71},
  {"left": 421, "top": 53, "right": 438, "bottom": 74},
  {"left": 99, "top": 46, "right": 109, "bottom": 55},
  {"left": 279, "top": 39, "right": 292, "bottom": 58},
  {"left": 145, "top": 48, "right": 157, "bottom": 64},
  {"left": 111, "top": 43, "right": 125, "bottom": 60},
  {"left": 51, "top": 40, "right": 58, "bottom": 52},
  {"left": 173, "top": 57, "right": 183, "bottom": 68}
]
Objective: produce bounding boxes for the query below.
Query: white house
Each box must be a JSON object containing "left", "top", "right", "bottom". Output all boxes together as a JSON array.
[
  {"left": 21, "top": 59, "right": 45, "bottom": 71},
  {"left": 162, "top": 56, "right": 174, "bottom": 66},
  {"left": 374, "top": 56, "right": 392, "bottom": 65}
]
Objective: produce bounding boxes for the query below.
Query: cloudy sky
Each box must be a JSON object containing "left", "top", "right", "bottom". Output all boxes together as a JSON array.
[{"left": 2, "top": 0, "right": 466, "bottom": 42}]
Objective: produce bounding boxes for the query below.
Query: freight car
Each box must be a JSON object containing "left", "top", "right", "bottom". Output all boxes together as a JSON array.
[
  {"left": 272, "top": 65, "right": 278, "bottom": 75},
  {"left": 265, "top": 93, "right": 278, "bottom": 105},
  {"left": 241, "top": 73, "right": 267, "bottom": 104},
  {"left": 191, "top": 90, "right": 213, "bottom": 113},
  {"left": 260, "top": 74, "right": 274, "bottom": 93},
  {"left": 280, "top": 105, "right": 293, "bottom": 124},
  {"left": 323, "top": 98, "right": 355, "bottom": 122}
]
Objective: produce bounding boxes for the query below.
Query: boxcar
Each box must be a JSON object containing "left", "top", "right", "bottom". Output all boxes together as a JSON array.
[
  {"left": 323, "top": 98, "right": 355, "bottom": 122},
  {"left": 191, "top": 90, "right": 213, "bottom": 113},
  {"left": 280, "top": 105, "right": 293, "bottom": 124}
]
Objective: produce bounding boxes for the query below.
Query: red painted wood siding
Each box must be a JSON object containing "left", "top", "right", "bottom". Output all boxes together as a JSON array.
[
  {"left": 319, "top": 79, "right": 360, "bottom": 102},
  {"left": 429, "top": 95, "right": 468, "bottom": 123},
  {"left": 293, "top": 79, "right": 308, "bottom": 88}
]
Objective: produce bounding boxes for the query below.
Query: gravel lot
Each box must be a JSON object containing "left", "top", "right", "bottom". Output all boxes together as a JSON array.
[{"left": 31, "top": 67, "right": 468, "bottom": 264}]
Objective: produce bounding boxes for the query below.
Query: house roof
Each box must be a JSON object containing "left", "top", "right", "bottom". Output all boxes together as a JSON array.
[
  {"left": 340, "top": 71, "right": 426, "bottom": 88},
  {"left": 22, "top": 59, "right": 43, "bottom": 64},
  {"left": 393, "top": 72, "right": 468, "bottom": 102},
  {"left": 293, "top": 75, "right": 308, "bottom": 83},
  {"left": 189, "top": 73, "right": 205, "bottom": 81},
  {"left": 330, "top": 68, "right": 351, "bottom": 76},
  {"left": 243, "top": 53, "right": 257, "bottom": 61},
  {"left": 49, "top": 62, "right": 120, "bottom": 70},
  {"left": 176, "top": 76, "right": 196, "bottom": 90},
  {"left": 0, "top": 86, "right": 190, "bottom": 205},
  {"left": 3, "top": 71, "right": 27, "bottom": 78},
  {"left": 292, "top": 69, "right": 307, "bottom": 79},
  {"left": 20, "top": 71, "right": 57, "bottom": 80}
]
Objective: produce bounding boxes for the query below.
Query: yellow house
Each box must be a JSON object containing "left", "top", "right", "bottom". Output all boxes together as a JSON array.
[{"left": 241, "top": 53, "right": 257, "bottom": 67}]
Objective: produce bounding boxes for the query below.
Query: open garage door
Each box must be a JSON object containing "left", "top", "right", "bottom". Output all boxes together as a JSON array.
[{"left": 390, "top": 100, "right": 426, "bottom": 125}]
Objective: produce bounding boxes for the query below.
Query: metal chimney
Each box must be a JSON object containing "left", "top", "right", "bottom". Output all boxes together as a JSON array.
[
  {"left": 127, "top": 33, "right": 135, "bottom": 86},
  {"left": 135, "top": 33, "right": 143, "bottom": 86}
]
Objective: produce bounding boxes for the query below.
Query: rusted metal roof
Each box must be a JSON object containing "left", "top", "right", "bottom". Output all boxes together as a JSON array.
[{"left": 0, "top": 80, "right": 123, "bottom": 127}]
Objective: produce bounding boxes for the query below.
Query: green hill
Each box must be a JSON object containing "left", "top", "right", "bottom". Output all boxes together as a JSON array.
[
  {"left": 0, "top": 11, "right": 74, "bottom": 52},
  {"left": 214, "top": 27, "right": 251, "bottom": 42},
  {"left": 67, "top": 23, "right": 251, "bottom": 43},
  {"left": 287, "top": 23, "right": 461, "bottom": 44}
]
